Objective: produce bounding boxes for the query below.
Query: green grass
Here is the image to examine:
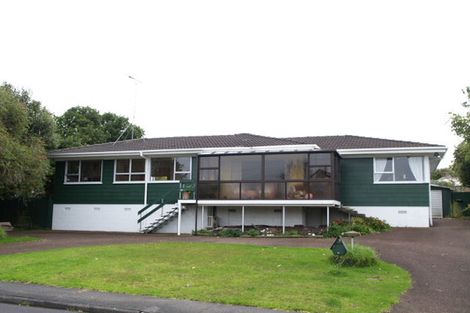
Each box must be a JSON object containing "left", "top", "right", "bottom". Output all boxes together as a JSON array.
[
  {"left": 0, "top": 236, "right": 38, "bottom": 244},
  {"left": 0, "top": 242, "right": 411, "bottom": 313}
]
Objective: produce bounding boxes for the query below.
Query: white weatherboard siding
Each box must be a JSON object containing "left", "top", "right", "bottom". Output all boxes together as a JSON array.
[
  {"left": 351, "top": 206, "right": 430, "bottom": 227},
  {"left": 431, "top": 190, "right": 444, "bottom": 218},
  {"left": 52, "top": 204, "right": 143, "bottom": 232}
]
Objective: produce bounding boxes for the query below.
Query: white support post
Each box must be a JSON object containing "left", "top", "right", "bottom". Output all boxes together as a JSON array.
[
  {"left": 241, "top": 206, "right": 245, "bottom": 233},
  {"left": 282, "top": 206, "right": 286, "bottom": 234},
  {"left": 177, "top": 202, "right": 182, "bottom": 236},
  {"left": 201, "top": 206, "right": 205, "bottom": 229},
  {"left": 143, "top": 158, "right": 150, "bottom": 205},
  {"left": 326, "top": 206, "right": 330, "bottom": 228}
]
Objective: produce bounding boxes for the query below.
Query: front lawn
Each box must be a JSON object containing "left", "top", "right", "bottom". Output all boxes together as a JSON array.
[{"left": 0, "top": 242, "right": 410, "bottom": 313}]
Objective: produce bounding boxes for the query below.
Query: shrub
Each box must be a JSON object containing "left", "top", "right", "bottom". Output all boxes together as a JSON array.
[
  {"left": 193, "top": 229, "right": 214, "bottom": 236},
  {"left": 330, "top": 245, "right": 378, "bottom": 267},
  {"left": 461, "top": 208, "right": 470, "bottom": 217},
  {"left": 351, "top": 223, "right": 372, "bottom": 234},
  {"left": 245, "top": 229, "right": 261, "bottom": 237},
  {"left": 219, "top": 229, "right": 242, "bottom": 237},
  {"left": 323, "top": 223, "right": 351, "bottom": 238},
  {"left": 0, "top": 227, "right": 7, "bottom": 239},
  {"left": 351, "top": 216, "right": 391, "bottom": 233},
  {"left": 281, "top": 230, "right": 301, "bottom": 237}
]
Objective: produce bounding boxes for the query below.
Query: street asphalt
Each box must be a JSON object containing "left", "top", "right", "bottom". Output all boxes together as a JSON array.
[{"left": 0, "top": 303, "right": 70, "bottom": 313}]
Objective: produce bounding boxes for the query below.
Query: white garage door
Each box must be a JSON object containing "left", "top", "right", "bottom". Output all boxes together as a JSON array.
[{"left": 431, "top": 190, "right": 443, "bottom": 218}]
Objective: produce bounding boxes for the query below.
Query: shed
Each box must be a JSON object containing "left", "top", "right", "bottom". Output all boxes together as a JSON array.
[{"left": 431, "top": 185, "right": 453, "bottom": 218}]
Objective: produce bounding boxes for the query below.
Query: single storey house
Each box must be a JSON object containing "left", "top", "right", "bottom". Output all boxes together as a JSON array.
[{"left": 48, "top": 133, "right": 447, "bottom": 234}]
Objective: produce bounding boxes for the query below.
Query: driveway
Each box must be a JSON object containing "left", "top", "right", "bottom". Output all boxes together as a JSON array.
[{"left": 1, "top": 219, "right": 469, "bottom": 313}]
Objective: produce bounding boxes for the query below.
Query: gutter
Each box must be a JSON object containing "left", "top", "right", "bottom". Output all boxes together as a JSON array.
[{"left": 337, "top": 146, "right": 448, "bottom": 157}]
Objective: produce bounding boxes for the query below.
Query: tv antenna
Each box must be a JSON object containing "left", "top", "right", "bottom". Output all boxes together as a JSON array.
[{"left": 113, "top": 75, "right": 142, "bottom": 145}]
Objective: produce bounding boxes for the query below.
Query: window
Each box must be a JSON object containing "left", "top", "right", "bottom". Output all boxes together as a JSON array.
[
  {"left": 65, "top": 160, "right": 102, "bottom": 183},
  {"left": 265, "top": 154, "right": 308, "bottom": 180},
  {"left": 309, "top": 153, "right": 332, "bottom": 179},
  {"left": 374, "top": 157, "right": 424, "bottom": 183},
  {"left": 220, "top": 155, "right": 262, "bottom": 181},
  {"left": 198, "top": 152, "right": 340, "bottom": 200},
  {"left": 114, "top": 159, "right": 146, "bottom": 182},
  {"left": 151, "top": 157, "right": 192, "bottom": 181}
]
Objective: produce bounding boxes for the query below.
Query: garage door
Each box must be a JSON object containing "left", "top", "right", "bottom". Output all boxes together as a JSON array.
[{"left": 431, "top": 190, "right": 443, "bottom": 218}]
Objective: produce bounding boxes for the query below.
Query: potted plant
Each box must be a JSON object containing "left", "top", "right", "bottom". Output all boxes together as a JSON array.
[{"left": 180, "top": 182, "right": 195, "bottom": 200}]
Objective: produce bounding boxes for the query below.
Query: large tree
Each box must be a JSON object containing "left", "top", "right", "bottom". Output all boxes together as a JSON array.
[
  {"left": 450, "top": 87, "right": 470, "bottom": 187},
  {"left": 56, "top": 106, "right": 144, "bottom": 148},
  {"left": 0, "top": 84, "right": 52, "bottom": 199}
]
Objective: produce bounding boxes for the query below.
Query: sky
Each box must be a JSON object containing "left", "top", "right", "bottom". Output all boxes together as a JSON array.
[{"left": 1, "top": 0, "right": 469, "bottom": 168}]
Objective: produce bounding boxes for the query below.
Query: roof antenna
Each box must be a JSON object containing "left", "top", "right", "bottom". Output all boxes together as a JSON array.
[{"left": 114, "top": 75, "right": 142, "bottom": 145}]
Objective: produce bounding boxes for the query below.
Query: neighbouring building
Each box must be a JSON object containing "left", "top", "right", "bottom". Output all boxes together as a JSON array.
[{"left": 47, "top": 133, "right": 447, "bottom": 234}]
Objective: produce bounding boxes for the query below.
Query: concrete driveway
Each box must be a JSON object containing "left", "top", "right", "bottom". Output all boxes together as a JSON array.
[{"left": 1, "top": 218, "right": 469, "bottom": 313}]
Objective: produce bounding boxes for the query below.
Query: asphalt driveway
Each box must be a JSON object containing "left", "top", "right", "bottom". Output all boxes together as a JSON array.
[{"left": 1, "top": 218, "right": 469, "bottom": 313}]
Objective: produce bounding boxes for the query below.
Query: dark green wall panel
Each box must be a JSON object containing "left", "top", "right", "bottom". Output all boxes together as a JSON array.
[
  {"left": 53, "top": 157, "right": 197, "bottom": 205},
  {"left": 340, "top": 158, "right": 429, "bottom": 206},
  {"left": 53, "top": 161, "right": 144, "bottom": 204}
]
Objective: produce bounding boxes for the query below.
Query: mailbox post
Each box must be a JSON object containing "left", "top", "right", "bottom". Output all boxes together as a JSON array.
[{"left": 342, "top": 231, "right": 361, "bottom": 249}]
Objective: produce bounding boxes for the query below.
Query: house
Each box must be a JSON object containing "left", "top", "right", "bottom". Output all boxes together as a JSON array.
[{"left": 48, "top": 133, "right": 447, "bottom": 234}]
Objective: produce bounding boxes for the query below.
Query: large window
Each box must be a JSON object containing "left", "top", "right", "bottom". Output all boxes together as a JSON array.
[
  {"left": 151, "top": 157, "right": 192, "bottom": 181},
  {"left": 114, "top": 159, "right": 146, "bottom": 182},
  {"left": 374, "top": 157, "right": 424, "bottom": 183},
  {"left": 65, "top": 160, "right": 102, "bottom": 183},
  {"left": 198, "top": 152, "right": 338, "bottom": 200}
]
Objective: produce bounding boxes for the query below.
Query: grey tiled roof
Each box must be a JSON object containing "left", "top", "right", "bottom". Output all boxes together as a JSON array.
[
  {"left": 49, "top": 133, "right": 444, "bottom": 155},
  {"left": 50, "top": 133, "right": 298, "bottom": 154},
  {"left": 286, "top": 135, "right": 443, "bottom": 150}
]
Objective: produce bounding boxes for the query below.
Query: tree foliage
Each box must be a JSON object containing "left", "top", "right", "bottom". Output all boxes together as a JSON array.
[
  {"left": 56, "top": 106, "right": 144, "bottom": 148},
  {"left": 450, "top": 87, "right": 470, "bottom": 187},
  {"left": 0, "top": 84, "right": 51, "bottom": 199}
]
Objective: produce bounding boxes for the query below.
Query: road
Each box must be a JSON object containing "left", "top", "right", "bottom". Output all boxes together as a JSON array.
[{"left": 0, "top": 303, "right": 69, "bottom": 313}]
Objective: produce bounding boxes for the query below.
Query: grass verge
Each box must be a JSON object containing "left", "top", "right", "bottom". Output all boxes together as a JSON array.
[
  {"left": 0, "top": 242, "right": 410, "bottom": 313},
  {"left": 0, "top": 236, "right": 38, "bottom": 244}
]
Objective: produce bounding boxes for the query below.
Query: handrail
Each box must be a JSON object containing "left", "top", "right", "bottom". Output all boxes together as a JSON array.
[
  {"left": 138, "top": 203, "right": 164, "bottom": 223},
  {"left": 138, "top": 203, "right": 154, "bottom": 215},
  {"left": 137, "top": 187, "right": 180, "bottom": 223}
]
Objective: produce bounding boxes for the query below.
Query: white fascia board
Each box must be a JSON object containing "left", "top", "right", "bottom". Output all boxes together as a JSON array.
[
  {"left": 337, "top": 146, "right": 447, "bottom": 158},
  {"left": 48, "top": 144, "right": 320, "bottom": 160},
  {"left": 48, "top": 149, "right": 202, "bottom": 160},
  {"left": 188, "top": 200, "right": 341, "bottom": 207}
]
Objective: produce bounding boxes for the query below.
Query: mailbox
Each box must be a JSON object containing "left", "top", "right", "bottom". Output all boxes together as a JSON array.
[{"left": 330, "top": 236, "right": 348, "bottom": 256}]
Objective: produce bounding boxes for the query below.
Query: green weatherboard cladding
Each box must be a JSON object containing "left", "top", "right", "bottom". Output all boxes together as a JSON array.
[
  {"left": 53, "top": 157, "right": 429, "bottom": 206},
  {"left": 340, "top": 158, "right": 429, "bottom": 207},
  {"left": 53, "top": 158, "right": 197, "bottom": 205}
]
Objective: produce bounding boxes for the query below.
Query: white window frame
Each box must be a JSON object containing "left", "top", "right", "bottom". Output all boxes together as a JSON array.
[
  {"left": 373, "top": 157, "right": 425, "bottom": 184},
  {"left": 150, "top": 157, "right": 192, "bottom": 183},
  {"left": 113, "top": 159, "right": 146, "bottom": 184},
  {"left": 64, "top": 160, "right": 103, "bottom": 185}
]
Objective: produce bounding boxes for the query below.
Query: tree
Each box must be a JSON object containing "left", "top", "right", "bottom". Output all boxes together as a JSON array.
[
  {"left": 0, "top": 83, "right": 58, "bottom": 150},
  {"left": 0, "top": 84, "right": 51, "bottom": 199},
  {"left": 450, "top": 87, "right": 470, "bottom": 187},
  {"left": 56, "top": 106, "right": 144, "bottom": 148}
]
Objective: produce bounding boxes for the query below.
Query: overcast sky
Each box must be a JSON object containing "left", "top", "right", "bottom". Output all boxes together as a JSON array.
[{"left": 1, "top": 0, "right": 469, "bottom": 167}]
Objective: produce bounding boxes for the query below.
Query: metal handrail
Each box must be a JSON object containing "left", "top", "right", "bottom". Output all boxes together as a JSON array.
[{"left": 137, "top": 187, "right": 181, "bottom": 225}]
